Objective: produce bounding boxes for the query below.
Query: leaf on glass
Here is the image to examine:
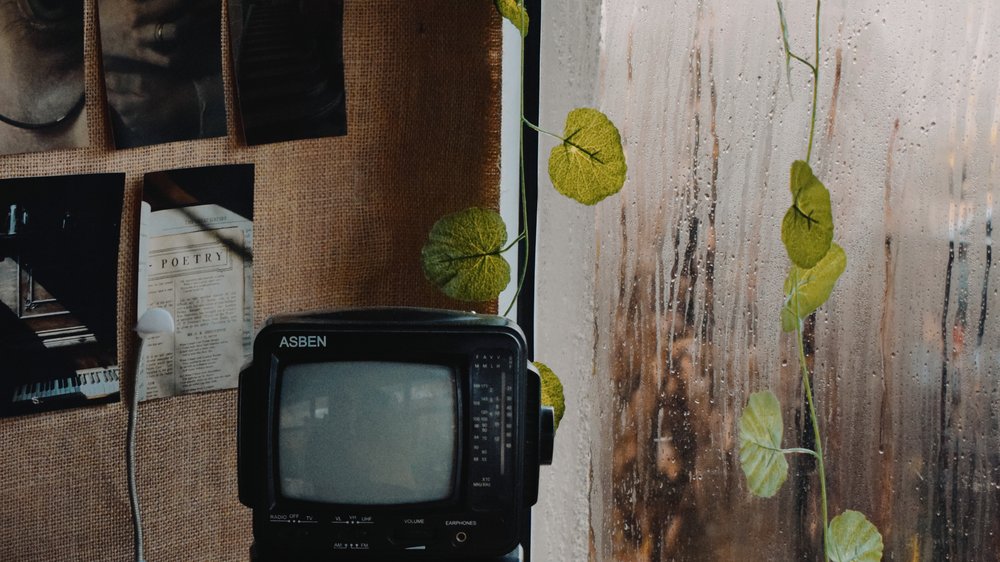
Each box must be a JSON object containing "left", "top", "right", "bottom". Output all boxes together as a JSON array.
[
  {"left": 781, "top": 242, "right": 847, "bottom": 332},
  {"left": 494, "top": 0, "right": 529, "bottom": 37},
  {"left": 826, "top": 510, "right": 884, "bottom": 562},
  {"left": 548, "top": 108, "right": 628, "bottom": 205},
  {"left": 421, "top": 207, "right": 511, "bottom": 302},
  {"left": 738, "top": 390, "right": 789, "bottom": 498},
  {"left": 781, "top": 160, "right": 834, "bottom": 269},
  {"left": 533, "top": 361, "right": 565, "bottom": 430}
]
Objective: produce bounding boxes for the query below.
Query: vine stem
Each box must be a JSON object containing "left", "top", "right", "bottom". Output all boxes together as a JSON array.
[
  {"left": 523, "top": 117, "right": 604, "bottom": 162},
  {"left": 797, "top": 326, "right": 830, "bottom": 562},
  {"left": 503, "top": 0, "right": 530, "bottom": 317},
  {"left": 521, "top": 118, "right": 563, "bottom": 142},
  {"left": 803, "top": 3, "right": 828, "bottom": 559},
  {"left": 501, "top": 231, "right": 527, "bottom": 253},
  {"left": 805, "top": 0, "right": 821, "bottom": 164},
  {"left": 783, "top": 1, "right": 831, "bottom": 559}
]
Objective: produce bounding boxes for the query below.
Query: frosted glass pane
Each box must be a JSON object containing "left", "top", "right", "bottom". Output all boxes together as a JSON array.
[{"left": 538, "top": 1, "right": 1000, "bottom": 560}]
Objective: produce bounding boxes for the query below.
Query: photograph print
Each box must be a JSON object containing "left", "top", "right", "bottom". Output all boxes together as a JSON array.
[
  {"left": 229, "top": 0, "right": 347, "bottom": 145},
  {"left": 138, "top": 164, "right": 254, "bottom": 401},
  {"left": 0, "top": 0, "right": 89, "bottom": 156},
  {"left": 0, "top": 174, "right": 125, "bottom": 418},
  {"left": 98, "top": 0, "right": 227, "bottom": 148}
]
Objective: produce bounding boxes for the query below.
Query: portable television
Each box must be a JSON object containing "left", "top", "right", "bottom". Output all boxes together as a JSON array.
[{"left": 238, "top": 308, "right": 554, "bottom": 561}]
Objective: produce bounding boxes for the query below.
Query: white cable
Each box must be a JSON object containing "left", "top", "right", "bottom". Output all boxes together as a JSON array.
[
  {"left": 127, "top": 338, "right": 146, "bottom": 562},
  {"left": 129, "top": 308, "right": 175, "bottom": 562}
]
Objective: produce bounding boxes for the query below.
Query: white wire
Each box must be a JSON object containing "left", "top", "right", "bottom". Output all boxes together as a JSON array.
[{"left": 127, "top": 338, "right": 146, "bottom": 562}]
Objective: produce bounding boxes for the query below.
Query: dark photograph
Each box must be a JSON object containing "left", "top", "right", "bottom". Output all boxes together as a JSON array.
[
  {"left": 0, "top": 0, "right": 89, "bottom": 156},
  {"left": 229, "top": 0, "right": 346, "bottom": 145},
  {"left": 0, "top": 174, "right": 125, "bottom": 418},
  {"left": 98, "top": 0, "right": 227, "bottom": 148}
]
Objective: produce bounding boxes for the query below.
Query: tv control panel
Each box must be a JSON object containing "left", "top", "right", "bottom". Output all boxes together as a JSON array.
[
  {"left": 260, "top": 511, "right": 510, "bottom": 556},
  {"left": 468, "top": 350, "right": 515, "bottom": 508}
]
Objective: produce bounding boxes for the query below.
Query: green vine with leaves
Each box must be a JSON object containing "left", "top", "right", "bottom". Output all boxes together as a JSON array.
[
  {"left": 420, "top": 0, "right": 627, "bottom": 312},
  {"left": 420, "top": 3, "right": 884, "bottom": 557},
  {"left": 419, "top": 0, "right": 627, "bottom": 428},
  {"left": 738, "top": 2, "right": 884, "bottom": 560}
]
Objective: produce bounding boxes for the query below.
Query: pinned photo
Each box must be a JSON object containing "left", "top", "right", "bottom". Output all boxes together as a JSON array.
[
  {"left": 0, "top": 0, "right": 88, "bottom": 156},
  {"left": 98, "top": 0, "right": 227, "bottom": 148},
  {"left": 0, "top": 174, "right": 125, "bottom": 418},
  {"left": 229, "top": 0, "right": 347, "bottom": 145},
  {"left": 138, "top": 164, "right": 254, "bottom": 400}
]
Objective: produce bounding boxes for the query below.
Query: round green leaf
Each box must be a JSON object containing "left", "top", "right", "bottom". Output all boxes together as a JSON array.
[
  {"left": 826, "top": 510, "right": 884, "bottom": 562},
  {"left": 782, "top": 160, "right": 834, "bottom": 269},
  {"left": 494, "top": 0, "right": 529, "bottom": 37},
  {"left": 548, "top": 108, "right": 627, "bottom": 205},
  {"left": 781, "top": 242, "right": 847, "bottom": 332},
  {"left": 533, "top": 361, "right": 565, "bottom": 430},
  {"left": 421, "top": 207, "right": 511, "bottom": 302},
  {"left": 739, "top": 390, "right": 789, "bottom": 498}
]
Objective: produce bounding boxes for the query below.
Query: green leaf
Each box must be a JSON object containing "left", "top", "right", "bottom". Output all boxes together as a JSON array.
[
  {"left": 421, "top": 207, "right": 511, "bottom": 302},
  {"left": 494, "top": 0, "right": 529, "bottom": 37},
  {"left": 781, "top": 160, "right": 834, "bottom": 269},
  {"left": 826, "top": 510, "right": 884, "bottom": 562},
  {"left": 781, "top": 242, "right": 847, "bottom": 332},
  {"left": 548, "top": 108, "right": 628, "bottom": 205},
  {"left": 738, "top": 390, "right": 789, "bottom": 498},
  {"left": 533, "top": 361, "right": 565, "bottom": 430}
]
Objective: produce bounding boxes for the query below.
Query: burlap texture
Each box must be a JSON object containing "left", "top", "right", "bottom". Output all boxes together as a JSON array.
[{"left": 0, "top": 1, "right": 502, "bottom": 560}]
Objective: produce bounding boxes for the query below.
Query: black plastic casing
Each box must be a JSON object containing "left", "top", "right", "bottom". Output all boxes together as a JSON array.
[{"left": 238, "top": 308, "right": 542, "bottom": 561}]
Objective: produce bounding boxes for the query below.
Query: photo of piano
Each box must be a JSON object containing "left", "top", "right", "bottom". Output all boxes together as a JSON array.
[
  {"left": 229, "top": 0, "right": 347, "bottom": 145},
  {"left": 0, "top": 174, "right": 125, "bottom": 418}
]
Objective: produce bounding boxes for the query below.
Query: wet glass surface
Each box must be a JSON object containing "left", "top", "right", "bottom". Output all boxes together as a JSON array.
[{"left": 551, "top": 1, "right": 1000, "bottom": 559}]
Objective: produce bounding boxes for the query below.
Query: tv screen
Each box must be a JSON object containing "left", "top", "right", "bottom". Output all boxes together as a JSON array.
[{"left": 277, "top": 361, "right": 457, "bottom": 505}]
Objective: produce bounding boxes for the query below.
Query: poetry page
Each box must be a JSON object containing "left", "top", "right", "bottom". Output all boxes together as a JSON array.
[{"left": 138, "top": 203, "right": 253, "bottom": 400}]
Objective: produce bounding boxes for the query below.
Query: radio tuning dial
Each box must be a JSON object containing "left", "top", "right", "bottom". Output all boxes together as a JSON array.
[{"left": 469, "top": 351, "right": 514, "bottom": 508}]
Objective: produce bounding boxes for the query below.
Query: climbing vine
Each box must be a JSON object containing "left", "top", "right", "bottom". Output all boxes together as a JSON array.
[
  {"left": 419, "top": 1, "right": 628, "bottom": 424},
  {"left": 738, "top": 2, "right": 884, "bottom": 560},
  {"left": 420, "top": 0, "right": 627, "bottom": 314},
  {"left": 423, "top": 2, "right": 885, "bottom": 558}
]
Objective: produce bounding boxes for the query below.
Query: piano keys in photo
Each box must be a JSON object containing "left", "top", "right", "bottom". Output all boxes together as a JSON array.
[{"left": 9, "top": 367, "right": 120, "bottom": 416}]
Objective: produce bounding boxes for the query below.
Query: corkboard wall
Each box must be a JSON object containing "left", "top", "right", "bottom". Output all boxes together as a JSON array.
[{"left": 0, "top": 1, "right": 501, "bottom": 560}]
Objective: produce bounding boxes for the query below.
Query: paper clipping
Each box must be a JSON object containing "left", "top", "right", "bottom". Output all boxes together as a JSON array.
[{"left": 138, "top": 203, "right": 253, "bottom": 401}]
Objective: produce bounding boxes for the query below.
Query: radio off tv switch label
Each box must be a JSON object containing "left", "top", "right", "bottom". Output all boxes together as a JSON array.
[{"left": 469, "top": 352, "right": 514, "bottom": 507}]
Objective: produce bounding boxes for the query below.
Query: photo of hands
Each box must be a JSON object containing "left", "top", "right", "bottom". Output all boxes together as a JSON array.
[{"left": 98, "top": 0, "right": 227, "bottom": 148}]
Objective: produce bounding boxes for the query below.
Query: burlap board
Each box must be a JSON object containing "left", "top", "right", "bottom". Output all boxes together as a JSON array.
[{"left": 0, "top": 1, "right": 501, "bottom": 560}]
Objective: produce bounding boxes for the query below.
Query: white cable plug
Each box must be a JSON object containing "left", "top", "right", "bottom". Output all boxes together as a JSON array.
[
  {"left": 135, "top": 308, "right": 175, "bottom": 339},
  {"left": 129, "top": 308, "right": 175, "bottom": 562}
]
